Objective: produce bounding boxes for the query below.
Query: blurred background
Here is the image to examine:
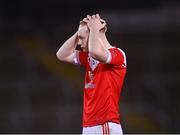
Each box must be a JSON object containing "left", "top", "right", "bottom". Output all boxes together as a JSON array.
[{"left": 0, "top": 0, "right": 180, "bottom": 133}]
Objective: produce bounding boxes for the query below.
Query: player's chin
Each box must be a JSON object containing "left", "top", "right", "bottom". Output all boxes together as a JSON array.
[
  {"left": 81, "top": 47, "right": 88, "bottom": 52},
  {"left": 81, "top": 47, "right": 86, "bottom": 52}
]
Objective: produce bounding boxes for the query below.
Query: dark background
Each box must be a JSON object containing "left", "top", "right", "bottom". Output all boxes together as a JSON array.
[{"left": 0, "top": 0, "right": 180, "bottom": 133}]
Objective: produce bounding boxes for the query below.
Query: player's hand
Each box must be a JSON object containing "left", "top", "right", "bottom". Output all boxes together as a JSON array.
[
  {"left": 80, "top": 14, "right": 106, "bottom": 32},
  {"left": 80, "top": 17, "right": 89, "bottom": 24},
  {"left": 86, "top": 14, "right": 106, "bottom": 32}
]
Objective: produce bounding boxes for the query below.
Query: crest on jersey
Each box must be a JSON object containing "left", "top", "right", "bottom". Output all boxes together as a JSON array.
[{"left": 88, "top": 55, "right": 100, "bottom": 71}]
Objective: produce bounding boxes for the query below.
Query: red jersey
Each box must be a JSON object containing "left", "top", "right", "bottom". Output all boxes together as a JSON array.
[{"left": 74, "top": 47, "right": 127, "bottom": 127}]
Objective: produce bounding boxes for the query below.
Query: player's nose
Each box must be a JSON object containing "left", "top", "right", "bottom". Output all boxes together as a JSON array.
[
  {"left": 78, "top": 39, "right": 82, "bottom": 45},
  {"left": 78, "top": 40, "right": 85, "bottom": 48}
]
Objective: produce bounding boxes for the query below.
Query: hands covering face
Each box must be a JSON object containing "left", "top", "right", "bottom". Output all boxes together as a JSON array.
[{"left": 80, "top": 14, "right": 107, "bottom": 32}]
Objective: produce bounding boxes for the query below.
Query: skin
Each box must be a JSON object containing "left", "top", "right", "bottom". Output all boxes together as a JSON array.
[
  {"left": 77, "top": 23, "right": 89, "bottom": 52},
  {"left": 56, "top": 14, "right": 112, "bottom": 64}
]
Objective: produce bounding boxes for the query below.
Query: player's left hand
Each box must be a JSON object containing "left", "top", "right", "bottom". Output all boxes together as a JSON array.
[{"left": 86, "top": 14, "right": 106, "bottom": 32}]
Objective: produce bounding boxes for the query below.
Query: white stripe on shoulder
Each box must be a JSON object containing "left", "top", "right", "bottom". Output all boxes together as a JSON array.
[{"left": 105, "top": 49, "right": 112, "bottom": 63}]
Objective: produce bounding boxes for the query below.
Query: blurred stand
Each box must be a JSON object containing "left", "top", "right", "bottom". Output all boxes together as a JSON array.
[{"left": 0, "top": 0, "right": 180, "bottom": 133}]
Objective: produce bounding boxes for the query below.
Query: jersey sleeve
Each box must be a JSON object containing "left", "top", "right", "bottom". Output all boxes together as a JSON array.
[
  {"left": 73, "top": 50, "right": 88, "bottom": 66},
  {"left": 106, "top": 48, "right": 127, "bottom": 68}
]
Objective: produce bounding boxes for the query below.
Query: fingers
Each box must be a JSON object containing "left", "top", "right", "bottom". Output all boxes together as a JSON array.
[
  {"left": 102, "top": 21, "right": 107, "bottom": 27},
  {"left": 80, "top": 13, "right": 105, "bottom": 25},
  {"left": 87, "top": 15, "right": 91, "bottom": 20},
  {"left": 100, "top": 19, "right": 105, "bottom": 23},
  {"left": 95, "top": 14, "right": 100, "bottom": 19},
  {"left": 85, "top": 14, "right": 101, "bottom": 21},
  {"left": 91, "top": 14, "right": 100, "bottom": 20},
  {"left": 79, "top": 17, "right": 89, "bottom": 24},
  {"left": 92, "top": 15, "right": 96, "bottom": 19},
  {"left": 82, "top": 18, "right": 89, "bottom": 23}
]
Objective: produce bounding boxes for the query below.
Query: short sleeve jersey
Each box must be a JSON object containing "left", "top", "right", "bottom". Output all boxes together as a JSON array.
[{"left": 74, "top": 47, "right": 127, "bottom": 127}]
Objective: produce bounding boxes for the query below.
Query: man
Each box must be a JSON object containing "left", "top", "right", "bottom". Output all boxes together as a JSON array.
[{"left": 56, "top": 14, "right": 127, "bottom": 134}]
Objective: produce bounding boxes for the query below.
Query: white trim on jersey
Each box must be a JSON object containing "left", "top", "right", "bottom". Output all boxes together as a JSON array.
[
  {"left": 73, "top": 51, "right": 81, "bottom": 65},
  {"left": 105, "top": 49, "right": 112, "bottom": 64},
  {"left": 73, "top": 52, "right": 78, "bottom": 65}
]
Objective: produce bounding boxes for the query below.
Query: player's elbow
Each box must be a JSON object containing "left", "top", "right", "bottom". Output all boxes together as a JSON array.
[{"left": 56, "top": 51, "right": 65, "bottom": 62}]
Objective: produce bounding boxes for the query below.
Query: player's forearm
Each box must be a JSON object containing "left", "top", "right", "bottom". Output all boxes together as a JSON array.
[
  {"left": 88, "top": 30, "right": 104, "bottom": 57},
  {"left": 56, "top": 32, "right": 78, "bottom": 61}
]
